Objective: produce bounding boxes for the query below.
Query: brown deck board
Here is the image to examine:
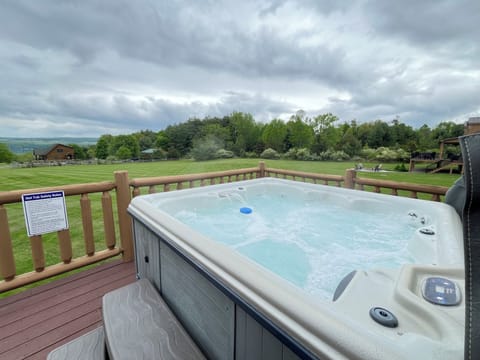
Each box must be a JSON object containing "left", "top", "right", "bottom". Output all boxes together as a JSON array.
[
  {"left": 0, "top": 261, "right": 134, "bottom": 326},
  {"left": 0, "top": 259, "right": 136, "bottom": 360}
]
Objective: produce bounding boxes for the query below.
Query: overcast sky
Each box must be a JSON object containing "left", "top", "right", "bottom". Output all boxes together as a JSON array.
[{"left": 1, "top": 0, "right": 479, "bottom": 138}]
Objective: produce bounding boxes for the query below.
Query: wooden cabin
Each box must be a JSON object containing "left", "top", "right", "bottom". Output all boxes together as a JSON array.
[{"left": 33, "top": 144, "right": 75, "bottom": 161}]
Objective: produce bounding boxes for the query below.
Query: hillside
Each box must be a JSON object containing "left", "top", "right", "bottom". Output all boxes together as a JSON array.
[{"left": 0, "top": 137, "right": 98, "bottom": 154}]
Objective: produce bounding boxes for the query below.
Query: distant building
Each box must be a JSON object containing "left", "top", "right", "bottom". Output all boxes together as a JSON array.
[
  {"left": 33, "top": 144, "right": 75, "bottom": 161},
  {"left": 465, "top": 117, "right": 480, "bottom": 135}
]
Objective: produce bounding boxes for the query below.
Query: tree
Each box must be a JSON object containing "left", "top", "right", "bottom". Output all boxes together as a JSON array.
[
  {"left": 286, "top": 113, "right": 314, "bottom": 149},
  {"left": 0, "top": 143, "right": 14, "bottom": 163},
  {"left": 310, "top": 113, "right": 340, "bottom": 154},
  {"left": 163, "top": 119, "right": 203, "bottom": 156},
  {"left": 68, "top": 144, "right": 86, "bottom": 160},
  {"left": 116, "top": 145, "right": 132, "bottom": 160},
  {"left": 310, "top": 113, "right": 338, "bottom": 135},
  {"left": 111, "top": 135, "right": 140, "bottom": 159},
  {"left": 389, "top": 119, "right": 416, "bottom": 149},
  {"left": 86, "top": 146, "right": 96, "bottom": 159},
  {"left": 228, "top": 112, "right": 261, "bottom": 155},
  {"left": 135, "top": 130, "right": 157, "bottom": 151},
  {"left": 155, "top": 131, "right": 170, "bottom": 150},
  {"left": 199, "top": 123, "right": 230, "bottom": 143},
  {"left": 261, "top": 119, "right": 288, "bottom": 152},
  {"left": 416, "top": 124, "right": 435, "bottom": 150},
  {"left": 340, "top": 128, "right": 362, "bottom": 156},
  {"left": 95, "top": 135, "right": 112, "bottom": 159},
  {"left": 367, "top": 120, "right": 392, "bottom": 148},
  {"left": 431, "top": 121, "right": 464, "bottom": 142}
]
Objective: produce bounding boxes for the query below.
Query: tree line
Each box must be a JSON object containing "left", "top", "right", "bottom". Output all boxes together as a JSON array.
[
  {"left": 0, "top": 111, "right": 465, "bottom": 163},
  {"left": 93, "top": 111, "right": 464, "bottom": 162}
]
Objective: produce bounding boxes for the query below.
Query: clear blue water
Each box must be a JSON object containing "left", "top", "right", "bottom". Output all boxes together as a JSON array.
[{"left": 171, "top": 188, "right": 418, "bottom": 300}]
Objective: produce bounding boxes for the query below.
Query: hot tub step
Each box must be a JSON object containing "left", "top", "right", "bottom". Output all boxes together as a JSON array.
[
  {"left": 46, "top": 326, "right": 106, "bottom": 360},
  {"left": 102, "top": 278, "right": 205, "bottom": 360}
]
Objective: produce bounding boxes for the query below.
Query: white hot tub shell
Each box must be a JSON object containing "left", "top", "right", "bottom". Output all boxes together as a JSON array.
[{"left": 128, "top": 178, "right": 464, "bottom": 360}]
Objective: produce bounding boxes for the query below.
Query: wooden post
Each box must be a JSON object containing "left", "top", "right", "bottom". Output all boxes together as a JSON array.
[
  {"left": 0, "top": 205, "right": 16, "bottom": 281},
  {"left": 58, "top": 229, "right": 73, "bottom": 263},
  {"left": 115, "top": 171, "right": 134, "bottom": 262},
  {"left": 102, "top": 191, "right": 116, "bottom": 250},
  {"left": 30, "top": 235, "right": 45, "bottom": 272},
  {"left": 80, "top": 193, "right": 95, "bottom": 256},
  {"left": 132, "top": 187, "right": 141, "bottom": 197},
  {"left": 258, "top": 161, "right": 266, "bottom": 178},
  {"left": 344, "top": 169, "right": 356, "bottom": 189},
  {"left": 409, "top": 159, "right": 415, "bottom": 172},
  {"left": 439, "top": 141, "right": 445, "bottom": 159}
]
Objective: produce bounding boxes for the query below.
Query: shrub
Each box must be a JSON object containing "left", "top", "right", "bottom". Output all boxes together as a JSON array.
[
  {"left": 360, "top": 147, "right": 376, "bottom": 160},
  {"left": 167, "top": 147, "right": 181, "bottom": 159},
  {"left": 152, "top": 149, "right": 167, "bottom": 160},
  {"left": 190, "top": 135, "right": 223, "bottom": 161},
  {"left": 244, "top": 151, "right": 258, "bottom": 158},
  {"left": 14, "top": 152, "right": 34, "bottom": 163},
  {"left": 283, "top": 148, "right": 297, "bottom": 160},
  {"left": 361, "top": 146, "right": 410, "bottom": 162},
  {"left": 215, "top": 149, "right": 234, "bottom": 158},
  {"left": 394, "top": 163, "right": 408, "bottom": 172},
  {"left": 260, "top": 148, "right": 280, "bottom": 159},
  {"left": 319, "top": 149, "right": 350, "bottom": 161},
  {"left": 283, "top": 148, "right": 318, "bottom": 161},
  {"left": 296, "top": 148, "right": 318, "bottom": 161}
]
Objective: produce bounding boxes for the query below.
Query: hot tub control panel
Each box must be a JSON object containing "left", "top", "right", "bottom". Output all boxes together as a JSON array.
[{"left": 421, "top": 277, "right": 461, "bottom": 306}]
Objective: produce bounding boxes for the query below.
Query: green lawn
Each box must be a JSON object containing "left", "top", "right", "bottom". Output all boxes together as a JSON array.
[
  {"left": 0, "top": 159, "right": 461, "bottom": 191},
  {"left": 0, "top": 159, "right": 461, "bottom": 297}
]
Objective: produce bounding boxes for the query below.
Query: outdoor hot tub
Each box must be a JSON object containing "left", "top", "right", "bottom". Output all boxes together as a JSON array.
[{"left": 128, "top": 178, "right": 464, "bottom": 360}]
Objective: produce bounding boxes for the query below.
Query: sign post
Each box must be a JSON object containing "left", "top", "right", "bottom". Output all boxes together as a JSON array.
[{"left": 22, "top": 191, "right": 69, "bottom": 237}]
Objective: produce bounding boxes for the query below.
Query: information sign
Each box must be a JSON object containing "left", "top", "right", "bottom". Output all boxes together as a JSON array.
[{"left": 22, "top": 191, "right": 69, "bottom": 237}]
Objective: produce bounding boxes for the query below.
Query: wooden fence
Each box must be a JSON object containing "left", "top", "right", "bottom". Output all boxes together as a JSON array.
[{"left": 0, "top": 162, "right": 449, "bottom": 293}]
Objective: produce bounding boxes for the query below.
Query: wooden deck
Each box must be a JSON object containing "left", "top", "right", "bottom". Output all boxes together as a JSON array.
[{"left": 0, "top": 260, "right": 136, "bottom": 360}]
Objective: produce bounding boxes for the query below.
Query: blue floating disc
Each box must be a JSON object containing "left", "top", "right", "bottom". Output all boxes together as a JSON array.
[{"left": 240, "top": 207, "right": 252, "bottom": 214}]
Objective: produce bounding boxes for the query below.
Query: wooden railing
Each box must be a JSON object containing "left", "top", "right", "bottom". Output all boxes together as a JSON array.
[
  {"left": 264, "top": 167, "right": 345, "bottom": 187},
  {"left": 0, "top": 171, "right": 133, "bottom": 293},
  {"left": 130, "top": 166, "right": 262, "bottom": 197},
  {"left": 344, "top": 169, "right": 448, "bottom": 201},
  {"left": 0, "top": 162, "right": 450, "bottom": 293}
]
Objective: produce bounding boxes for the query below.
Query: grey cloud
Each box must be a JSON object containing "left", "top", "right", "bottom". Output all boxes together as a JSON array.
[
  {"left": 1, "top": 1, "right": 351, "bottom": 85},
  {"left": 0, "top": 0, "right": 479, "bottom": 137},
  {"left": 259, "top": 0, "right": 350, "bottom": 16},
  {"left": 325, "top": 70, "right": 480, "bottom": 127},
  {"left": 365, "top": 0, "right": 480, "bottom": 56},
  {"left": 0, "top": 87, "right": 294, "bottom": 137},
  {"left": 213, "top": 91, "right": 294, "bottom": 121}
]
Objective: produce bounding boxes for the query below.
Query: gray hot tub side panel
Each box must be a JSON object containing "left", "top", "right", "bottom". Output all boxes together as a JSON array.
[
  {"left": 132, "top": 219, "right": 303, "bottom": 360},
  {"left": 133, "top": 221, "right": 161, "bottom": 290}
]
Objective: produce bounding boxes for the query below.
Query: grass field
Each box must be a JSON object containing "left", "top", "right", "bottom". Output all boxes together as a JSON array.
[
  {"left": 0, "top": 159, "right": 461, "bottom": 297},
  {"left": 0, "top": 158, "right": 461, "bottom": 191}
]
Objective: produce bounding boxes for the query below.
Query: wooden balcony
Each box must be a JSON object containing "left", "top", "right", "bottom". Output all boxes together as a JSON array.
[{"left": 0, "top": 259, "right": 135, "bottom": 359}]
